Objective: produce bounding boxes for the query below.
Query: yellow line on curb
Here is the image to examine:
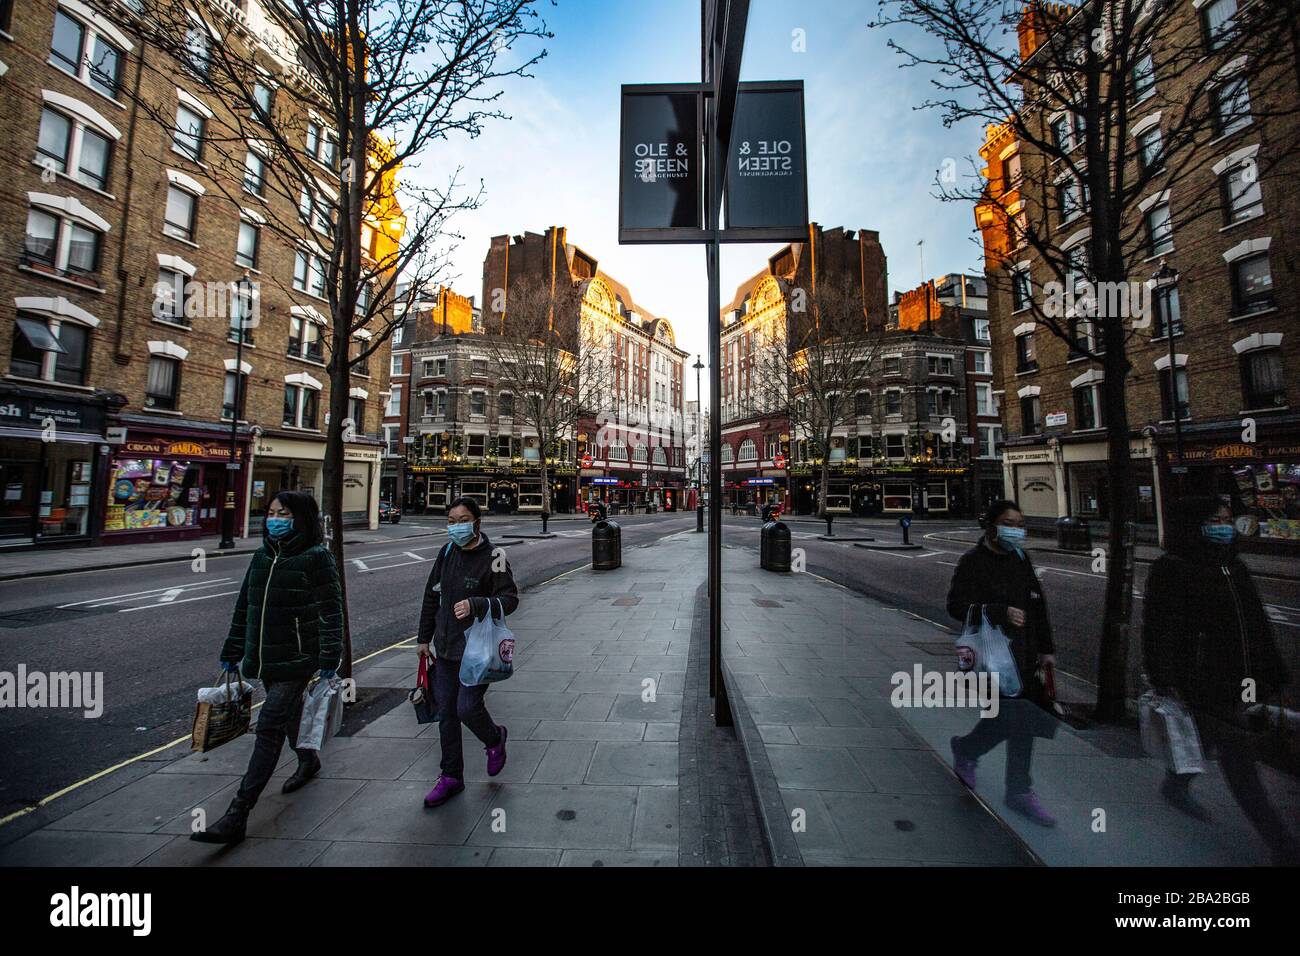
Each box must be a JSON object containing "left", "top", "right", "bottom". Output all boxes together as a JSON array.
[{"left": 0, "top": 634, "right": 419, "bottom": 829}]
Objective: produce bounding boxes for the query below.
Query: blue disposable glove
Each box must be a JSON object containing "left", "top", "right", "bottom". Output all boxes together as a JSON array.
[
  {"left": 319, "top": 669, "right": 337, "bottom": 680},
  {"left": 221, "top": 661, "right": 240, "bottom": 673}
]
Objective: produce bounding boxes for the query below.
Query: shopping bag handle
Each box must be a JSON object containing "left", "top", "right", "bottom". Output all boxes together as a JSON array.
[
  {"left": 962, "top": 603, "right": 983, "bottom": 633},
  {"left": 213, "top": 669, "right": 241, "bottom": 702}
]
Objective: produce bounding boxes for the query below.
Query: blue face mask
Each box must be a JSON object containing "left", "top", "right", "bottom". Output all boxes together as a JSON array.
[
  {"left": 1202, "top": 524, "right": 1236, "bottom": 545},
  {"left": 996, "top": 525, "right": 1026, "bottom": 553},
  {"left": 447, "top": 522, "right": 476, "bottom": 547},
  {"left": 265, "top": 516, "right": 294, "bottom": 539}
]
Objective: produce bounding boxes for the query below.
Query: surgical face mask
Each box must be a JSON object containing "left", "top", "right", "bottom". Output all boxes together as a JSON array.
[
  {"left": 265, "top": 516, "right": 294, "bottom": 539},
  {"left": 447, "top": 521, "right": 476, "bottom": 547},
  {"left": 995, "top": 525, "right": 1026, "bottom": 552},
  {"left": 1202, "top": 523, "right": 1236, "bottom": 545}
]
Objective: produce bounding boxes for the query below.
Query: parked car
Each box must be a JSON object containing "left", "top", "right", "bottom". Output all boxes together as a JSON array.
[{"left": 378, "top": 500, "right": 401, "bottom": 524}]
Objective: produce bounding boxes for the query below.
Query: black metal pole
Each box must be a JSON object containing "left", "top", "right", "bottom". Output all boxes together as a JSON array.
[
  {"left": 694, "top": 354, "right": 704, "bottom": 532},
  {"left": 219, "top": 277, "right": 248, "bottom": 550}
]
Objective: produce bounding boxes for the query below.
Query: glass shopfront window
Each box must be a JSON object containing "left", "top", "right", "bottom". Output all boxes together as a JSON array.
[
  {"left": 1223, "top": 461, "right": 1300, "bottom": 542},
  {"left": 0, "top": 439, "right": 95, "bottom": 540},
  {"left": 882, "top": 481, "right": 913, "bottom": 513},
  {"left": 104, "top": 457, "right": 202, "bottom": 532}
]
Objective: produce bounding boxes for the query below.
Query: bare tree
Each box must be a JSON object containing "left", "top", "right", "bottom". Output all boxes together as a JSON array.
[
  {"left": 479, "top": 277, "right": 612, "bottom": 516},
  {"left": 872, "top": 0, "right": 1300, "bottom": 718},
  {"left": 754, "top": 274, "right": 887, "bottom": 519},
  {"left": 100, "top": 0, "right": 550, "bottom": 674}
]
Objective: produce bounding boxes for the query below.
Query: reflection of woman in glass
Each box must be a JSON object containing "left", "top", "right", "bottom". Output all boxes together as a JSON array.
[
  {"left": 1142, "top": 495, "right": 1297, "bottom": 863},
  {"left": 946, "top": 500, "right": 1059, "bottom": 827}
]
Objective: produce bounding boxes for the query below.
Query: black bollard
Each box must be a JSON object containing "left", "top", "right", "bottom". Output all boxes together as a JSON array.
[
  {"left": 541, "top": 512, "right": 550, "bottom": 534},
  {"left": 696, "top": 504, "right": 704, "bottom": 533},
  {"left": 824, "top": 514, "right": 834, "bottom": 537}
]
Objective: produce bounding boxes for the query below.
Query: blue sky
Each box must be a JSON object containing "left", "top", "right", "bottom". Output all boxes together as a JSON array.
[{"left": 414, "top": 0, "right": 986, "bottom": 384}]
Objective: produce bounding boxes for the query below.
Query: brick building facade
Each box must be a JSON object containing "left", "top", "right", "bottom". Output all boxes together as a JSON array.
[
  {"left": 975, "top": 0, "right": 1300, "bottom": 549},
  {"left": 0, "top": 1, "right": 395, "bottom": 547}
]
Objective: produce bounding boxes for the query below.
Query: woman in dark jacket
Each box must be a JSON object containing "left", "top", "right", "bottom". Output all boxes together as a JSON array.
[
  {"left": 418, "top": 497, "right": 519, "bottom": 808},
  {"left": 1142, "top": 495, "right": 1296, "bottom": 862},
  {"left": 192, "top": 491, "right": 343, "bottom": 846},
  {"left": 946, "top": 499, "right": 1059, "bottom": 826}
]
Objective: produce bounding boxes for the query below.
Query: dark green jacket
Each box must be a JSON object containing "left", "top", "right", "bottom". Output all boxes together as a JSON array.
[{"left": 222, "top": 533, "right": 343, "bottom": 681}]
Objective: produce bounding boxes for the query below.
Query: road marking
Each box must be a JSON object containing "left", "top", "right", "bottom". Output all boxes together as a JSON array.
[
  {"left": 157, "top": 588, "right": 183, "bottom": 603},
  {"left": 118, "top": 589, "right": 241, "bottom": 613},
  {"left": 350, "top": 558, "right": 370, "bottom": 571},
  {"left": 0, "top": 634, "right": 422, "bottom": 830},
  {"left": 56, "top": 578, "right": 236, "bottom": 609}
]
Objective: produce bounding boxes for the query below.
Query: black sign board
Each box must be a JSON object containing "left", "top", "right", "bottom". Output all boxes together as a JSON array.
[
  {"left": 723, "top": 82, "right": 808, "bottom": 241},
  {"left": 619, "top": 84, "right": 705, "bottom": 243},
  {"left": 0, "top": 392, "right": 104, "bottom": 434}
]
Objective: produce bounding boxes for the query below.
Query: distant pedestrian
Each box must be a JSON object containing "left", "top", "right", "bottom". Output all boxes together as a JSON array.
[
  {"left": 946, "top": 499, "right": 1059, "bottom": 826},
  {"left": 418, "top": 497, "right": 519, "bottom": 807},
  {"left": 193, "top": 491, "right": 342, "bottom": 846},
  {"left": 1142, "top": 495, "right": 1297, "bottom": 862}
]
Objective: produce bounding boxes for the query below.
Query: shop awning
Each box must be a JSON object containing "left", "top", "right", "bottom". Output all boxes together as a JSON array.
[{"left": 15, "top": 317, "right": 66, "bottom": 354}]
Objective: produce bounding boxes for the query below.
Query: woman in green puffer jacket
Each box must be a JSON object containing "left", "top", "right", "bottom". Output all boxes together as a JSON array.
[{"left": 192, "top": 490, "right": 343, "bottom": 847}]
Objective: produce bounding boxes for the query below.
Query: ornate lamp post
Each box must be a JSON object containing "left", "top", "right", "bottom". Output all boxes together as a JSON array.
[{"left": 219, "top": 273, "right": 252, "bottom": 549}]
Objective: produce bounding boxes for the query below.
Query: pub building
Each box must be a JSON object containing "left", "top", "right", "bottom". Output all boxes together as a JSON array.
[
  {"left": 405, "top": 432, "right": 577, "bottom": 516},
  {"left": 1153, "top": 416, "right": 1300, "bottom": 551},
  {"left": 0, "top": 383, "right": 121, "bottom": 547},
  {"left": 102, "top": 415, "right": 253, "bottom": 544}
]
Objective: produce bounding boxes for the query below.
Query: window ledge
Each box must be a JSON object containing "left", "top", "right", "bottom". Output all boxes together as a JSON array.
[
  {"left": 17, "top": 264, "right": 106, "bottom": 294},
  {"left": 280, "top": 425, "right": 323, "bottom": 434},
  {"left": 46, "top": 61, "right": 127, "bottom": 111},
  {"left": 1072, "top": 427, "right": 1107, "bottom": 436},
  {"left": 140, "top": 407, "right": 184, "bottom": 417},
  {"left": 226, "top": 336, "right": 256, "bottom": 349},
  {"left": 286, "top": 354, "right": 326, "bottom": 368},
  {"left": 170, "top": 147, "right": 208, "bottom": 169},
  {"left": 1219, "top": 214, "right": 1263, "bottom": 234},
  {"left": 1156, "top": 418, "right": 1193, "bottom": 425},
  {"left": 1228, "top": 307, "right": 1278, "bottom": 322},
  {"left": 4, "top": 374, "right": 93, "bottom": 392},
  {"left": 30, "top": 161, "right": 117, "bottom": 201},
  {"left": 163, "top": 234, "right": 201, "bottom": 251},
  {"left": 1238, "top": 406, "right": 1289, "bottom": 416},
  {"left": 1015, "top": 367, "right": 1039, "bottom": 377},
  {"left": 1206, "top": 127, "right": 1252, "bottom": 150},
  {"left": 1143, "top": 250, "right": 1174, "bottom": 263}
]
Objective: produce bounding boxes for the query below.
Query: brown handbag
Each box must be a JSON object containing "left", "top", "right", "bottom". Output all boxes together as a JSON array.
[{"left": 191, "top": 670, "right": 253, "bottom": 752}]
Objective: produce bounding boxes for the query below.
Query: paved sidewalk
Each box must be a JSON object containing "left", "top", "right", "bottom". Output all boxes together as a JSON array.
[
  {"left": 718, "top": 543, "right": 1300, "bottom": 865},
  {"left": 0, "top": 530, "right": 704, "bottom": 867}
]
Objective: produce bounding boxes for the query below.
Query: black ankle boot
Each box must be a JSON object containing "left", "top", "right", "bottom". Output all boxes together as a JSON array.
[
  {"left": 282, "top": 751, "right": 321, "bottom": 794},
  {"left": 190, "top": 797, "right": 252, "bottom": 845}
]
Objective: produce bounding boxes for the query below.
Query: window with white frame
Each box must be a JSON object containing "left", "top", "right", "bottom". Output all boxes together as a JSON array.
[
  {"left": 252, "top": 81, "right": 273, "bottom": 122},
  {"left": 305, "top": 120, "right": 337, "bottom": 169},
  {"left": 235, "top": 220, "right": 259, "bottom": 269},
  {"left": 154, "top": 267, "right": 193, "bottom": 326},
  {"left": 976, "top": 383, "right": 996, "bottom": 416},
  {"left": 10, "top": 311, "right": 90, "bottom": 386},
  {"left": 298, "top": 182, "right": 333, "bottom": 234},
  {"left": 1213, "top": 75, "right": 1252, "bottom": 136},
  {"left": 1016, "top": 331, "right": 1037, "bottom": 371},
  {"left": 854, "top": 390, "right": 872, "bottom": 416},
  {"left": 1221, "top": 158, "right": 1262, "bottom": 223},
  {"left": 163, "top": 185, "right": 197, "bottom": 241},
  {"left": 293, "top": 249, "right": 327, "bottom": 297},
  {"left": 927, "top": 355, "right": 954, "bottom": 376},
  {"left": 36, "top": 105, "right": 114, "bottom": 191},
  {"left": 390, "top": 353, "right": 402, "bottom": 377},
  {"left": 222, "top": 369, "right": 248, "bottom": 421},
  {"left": 243, "top": 150, "right": 266, "bottom": 197},
  {"left": 1011, "top": 268, "right": 1031, "bottom": 312},
  {"left": 24, "top": 204, "right": 103, "bottom": 278},
  {"left": 283, "top": 382, "right": 320, "bottom": 429},
  {"left": 974, "top": 317, "right": 990, "bottom": 342},
  {"left": 1158, "top": 365, "right": 1191, "bottom": 421},
  {"left": 885, "top": 433, "right": 906, "bottom": 459},
  {"left": 1021, "top": 394, "right": 1042, "bottom": 434},
  {"left": 1230, "top": 251, "right": 1273, "bottom": 315},
  {"left": 738, "top": 438, "right": 757, "bottom": 461},
  {"left": 972, "top": 350, "right": 991, "bottom": 374},
  {"left": 1201, "top": 0, "right": 1238, "bottom": 52},
  {"left": 1131, "top": 51, "right": 1156, "bottom": 100},
  {"left": 498, "top": 392, "right": 514, "bottom": 418},
  {"left": 145, "top": 355, "right": 182, "bottom": 410},
  {"left": 469, "top": 390, "right": 485, "bottom": 416},
  {"left": 1153, "top": 286, "right": 1182, "bottom": 337},
  {"left": 382, "top": 424, "right": 399, "bottom": 456},
  {"left": 184, "top": 22, "right": 211, "bottom": 78},
  {"left": 1057, "top": 177, "right": 1086, "bottom": 223},
  {"left": 1137, "top": 126, "right": 1163, "bottom": 172},
  {"left": 885, "top": 389, "right": 902, "bottom": 416},
  {"left": 978, "top": 424, "right": 1003, "bottom": 459},
  {"left": 172, "top": 104, "right": 204, "bottom": 162},
  {"left": 50, "top": 8, "right": 124, "bottom": 99},
  {"left": 1240, "top": 346, "right": 1286, "bottom": 409},
  {"left": 1146, "top": 200, "right": 1173, "bottom": 255},
  {"left": 1074, "top": 382, "right": 1105, "bottom": 430},
  {"left": 288, "top": 312, "right": 323, "bottom": 362},
  {"left": 883, "top": 355, "right": 901, "bottom": 375}
]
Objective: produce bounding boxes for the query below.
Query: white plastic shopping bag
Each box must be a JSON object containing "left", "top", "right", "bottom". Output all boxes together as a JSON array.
[
  {"left": 955, "top": 604, "right": 1022, "bottom": 698},
  {"left": 1139, "top": 689, "right": 1204, "bottom": 775},
  {"left": 459, "top": 598, "right": 515, "bottom": 687},
  {"left": 296, "top": 677, "right": 343, "bottom": 751}
]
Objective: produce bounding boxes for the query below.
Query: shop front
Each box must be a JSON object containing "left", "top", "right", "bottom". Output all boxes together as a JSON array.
[
  {"left": 1159, "top": 422, "right": 1300, "bottom": 550},
  {"left": 250, "top": 432, "right": 381, "bottom": 533},
  {"left": 0, "top": 385, "right": 115, "bottom": 547},
  {"left": 862, "top": 464, "right": 968, "bottom": 517},
  {"left": 102, "top": 421, "right": 250, "bottom": 544}
]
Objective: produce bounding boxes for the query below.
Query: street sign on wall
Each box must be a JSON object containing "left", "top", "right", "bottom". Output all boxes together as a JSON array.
[
  {"left": 723, "top": 82, "right": 808, "bottom": 242},
  {"left": 619, "top": 84, "right": 704, "bottom": 243}
]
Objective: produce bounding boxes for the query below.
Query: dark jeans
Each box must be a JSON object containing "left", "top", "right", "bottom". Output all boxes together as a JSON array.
[
  {"left": 954, "top": 702, "right": 1036, "bottom": 795},
  {"left": 236, "top": 677, "right": 312, "bottom": 807},
  {"left": 433, "top": 657, "right": 501, "bottom": 779}
]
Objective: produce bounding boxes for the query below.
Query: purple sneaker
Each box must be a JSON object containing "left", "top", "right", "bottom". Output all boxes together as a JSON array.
[
  {"left": 950, "top": 736, "right": 977, "bottom": 789},
  {"left": 1005, "top": 789, "right": 1057, "bottom": 827},
  {"left": 485, "top": 725, "right": 508, "bottom": 777},
  {"left": 423, "top": 774, "right": 464, "bottom": 808}
]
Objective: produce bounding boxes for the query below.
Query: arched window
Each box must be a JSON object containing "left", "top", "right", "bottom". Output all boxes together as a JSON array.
[
  {"left": 720, "top": 443, "right": 733, "bottom": 464},
  {"left": 633, "top": 444, "right": 648, "bottom": 463},
  {"left": 608, "top": 442, "right": 628, "bottom": 462},
  {"left": 737, "top": 438, "right": 757, "bottom": 462},
  {"left": 652, "top": 446, "right": 667, "bottom": 466}
]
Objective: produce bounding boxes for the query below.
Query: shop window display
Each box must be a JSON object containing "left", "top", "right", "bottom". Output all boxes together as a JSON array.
[
  {"left": 105, "top": 458, "right": 201, "bottom": 532},
  {"left": 1225, "top": 462, "right": 1300, "bottom": 542}
]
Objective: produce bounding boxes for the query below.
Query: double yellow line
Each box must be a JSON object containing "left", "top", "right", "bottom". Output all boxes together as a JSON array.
[{"left": 0, "top": 637, "right": 419, "bottom": 829}]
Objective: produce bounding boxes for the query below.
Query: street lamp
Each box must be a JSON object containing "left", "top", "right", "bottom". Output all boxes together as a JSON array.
[
  {"left": 219, "top": 273, "right": 252, "bottom": 549},
  {"left": 1152, "top": 259, "right": 1185, "bottom": 471},
  {"left": 693, "top": 354, "right": 705, "bottom": 533}
]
